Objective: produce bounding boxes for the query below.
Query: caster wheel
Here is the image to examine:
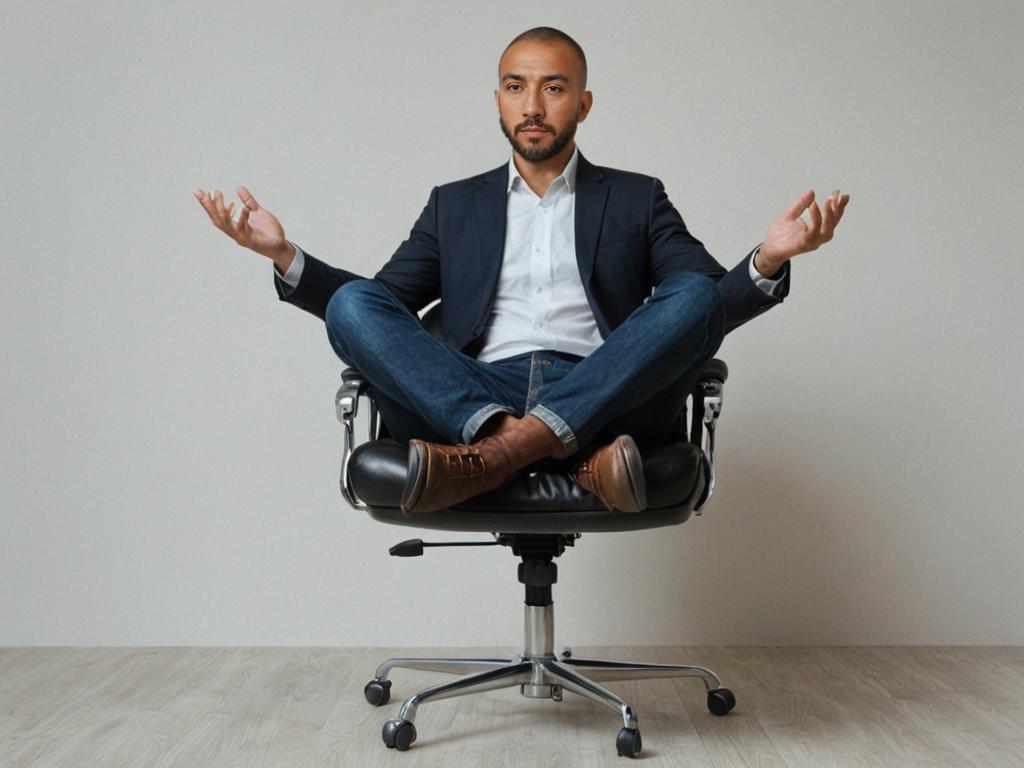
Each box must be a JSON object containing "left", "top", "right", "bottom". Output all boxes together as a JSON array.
[
  {"left": 707, "top": 687, "right": 736, "bottom": 716},
  {"left": 364, "top": 679, "right": 391, "bottom": 706},
  {"left": 616, "top": 727, "right": 642, "bottom": 758},
  {"left": 382, "top": 718, "right": 417, "bottom": 750},
  {"left": 560, "top": 646, "right": 573, "bottom": 658}
]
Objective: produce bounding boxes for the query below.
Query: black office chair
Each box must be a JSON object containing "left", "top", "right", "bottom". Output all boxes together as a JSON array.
[{"left": 335, "top": 303, "right": 735, "bottom": 759}]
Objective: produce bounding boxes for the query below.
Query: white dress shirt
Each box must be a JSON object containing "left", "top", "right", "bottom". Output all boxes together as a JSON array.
[
  {"left": 475, "top": 146, "right": 603, "bottom": 362},
  {"left": 276, "top": 147, "right": 783, "bottom": 360}
]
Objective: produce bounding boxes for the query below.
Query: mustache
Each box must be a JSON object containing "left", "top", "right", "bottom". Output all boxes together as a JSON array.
[{"left": 518, "top": 121, "right": 553, "bottom": 132}]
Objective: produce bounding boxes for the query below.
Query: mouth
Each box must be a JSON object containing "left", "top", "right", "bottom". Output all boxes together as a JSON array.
[{"left": 521, "top": 128, "right": 549, "bottom": 136}]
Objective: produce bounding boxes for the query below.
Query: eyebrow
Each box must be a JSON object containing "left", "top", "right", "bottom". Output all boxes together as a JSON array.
[{"left": 501, "top": 73, "right": 571, "bottom": 84}]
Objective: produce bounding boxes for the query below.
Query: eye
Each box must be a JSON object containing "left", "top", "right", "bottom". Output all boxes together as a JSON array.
[
  {"left": 547, "top": 85, "right": 562, "bottom": 93},
  {"left": 506, "top": 83, "right": 522, "bottom": 92}
]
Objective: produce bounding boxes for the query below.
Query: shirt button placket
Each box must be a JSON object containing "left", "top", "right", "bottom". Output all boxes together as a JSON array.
[{"left": 530, "top": 205, "right": 543, "bottom": 338}]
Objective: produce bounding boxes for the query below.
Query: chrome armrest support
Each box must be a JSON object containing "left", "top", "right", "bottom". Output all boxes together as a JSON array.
[
  {"left": 693, "top": 378, "right": 724, "bottom": 514},
  {"left": 336, "top": 369, "right": 375, "bottom": 509}
]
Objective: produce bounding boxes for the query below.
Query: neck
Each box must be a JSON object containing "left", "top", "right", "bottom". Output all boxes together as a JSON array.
[{"left": 513, "top": 142, "right": 575, "bottom": 197}]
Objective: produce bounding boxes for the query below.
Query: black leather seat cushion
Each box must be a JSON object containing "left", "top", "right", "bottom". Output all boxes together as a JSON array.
[{"left": 348, "top": 439, "right": 707, "bottom": 533}]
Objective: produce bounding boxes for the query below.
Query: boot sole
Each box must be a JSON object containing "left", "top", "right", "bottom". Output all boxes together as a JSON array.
[
  {"left": 400, "top": 440, "right": 430, "bottom": 514},
  {"left": 615, "top": 435, "right": 648, "bottom": 513}
]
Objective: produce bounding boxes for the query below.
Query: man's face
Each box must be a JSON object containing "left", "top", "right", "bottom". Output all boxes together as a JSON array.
[{"left": 494, "top": 40, "right": 592, "bottom": 163}]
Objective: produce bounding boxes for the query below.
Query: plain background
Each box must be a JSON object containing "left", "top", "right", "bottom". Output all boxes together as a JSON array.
[{"left": 2, "top": 0, "right": 1022, "bottom": 647}]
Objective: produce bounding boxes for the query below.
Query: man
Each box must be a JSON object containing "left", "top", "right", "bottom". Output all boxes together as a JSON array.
[{"left": 195, "top": 27, "right": 849, "bottom": 517}]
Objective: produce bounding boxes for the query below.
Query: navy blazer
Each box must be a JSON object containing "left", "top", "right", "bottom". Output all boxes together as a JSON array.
[{"left": 275, "top": 151, "right": 790, "bottom": 357}]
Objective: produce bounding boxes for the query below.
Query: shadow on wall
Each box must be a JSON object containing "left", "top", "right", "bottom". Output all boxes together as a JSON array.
[
  {"left": 562, "top": 407, "right": 943, "bottom": 646},
  {"left": 671, "top": 437, "right": 940, "bottom": 645}
]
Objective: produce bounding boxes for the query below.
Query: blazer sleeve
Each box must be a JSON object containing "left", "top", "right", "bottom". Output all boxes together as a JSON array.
[
  {"left": 274, "top": 186, "right": 443, "bottom": 321},
  {"left": 372, "top": 185, "right": 442, "bottom": 315},
  {"left": 273, "top": 249, "right": 367, "bottom": 321},
  {"left": 647, "top": 177, "right": 790, "bottom": 335}
]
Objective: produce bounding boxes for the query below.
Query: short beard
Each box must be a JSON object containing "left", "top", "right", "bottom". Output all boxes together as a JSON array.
[{"left": 499, "top": 115, "right": 578, "bottom": 163}]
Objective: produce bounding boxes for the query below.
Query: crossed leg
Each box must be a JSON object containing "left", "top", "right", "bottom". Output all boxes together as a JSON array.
[{"left": 324, "top": 273, "right": 724, "bottom": 513}]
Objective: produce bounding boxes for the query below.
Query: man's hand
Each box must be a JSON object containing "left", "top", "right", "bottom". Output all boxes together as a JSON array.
[
  {"left": 193, "top": 186, "right": 294, "bottom": 271},
  {"left": 755, "top": 189, "right": 850, "bottom": 276}
]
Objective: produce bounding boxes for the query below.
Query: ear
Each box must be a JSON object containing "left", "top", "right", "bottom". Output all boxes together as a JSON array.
[
  {"left": 578, "top": 90, "right": 593, "bottom": 122},
  {"left": 493, "top": 88, "right": 500, "bottom": 112}
]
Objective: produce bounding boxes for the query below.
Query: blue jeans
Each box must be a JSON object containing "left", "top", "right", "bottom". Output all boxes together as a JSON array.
[{"left": 325, "top": 271, "right": 725, "bottom": 462}]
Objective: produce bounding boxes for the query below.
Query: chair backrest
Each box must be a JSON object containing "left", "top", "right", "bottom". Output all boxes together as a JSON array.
[{"left": 420, "top": 301, "right": 444, "bottom": 340}]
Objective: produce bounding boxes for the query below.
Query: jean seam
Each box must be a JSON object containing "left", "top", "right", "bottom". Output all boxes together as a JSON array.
[{"left": 525, "top": 352, "right": 543, "bottom": 411}]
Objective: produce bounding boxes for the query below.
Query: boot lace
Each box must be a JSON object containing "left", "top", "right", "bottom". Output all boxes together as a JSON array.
[{"left": 443, "top": 444, "right": 486, "bottom": 478}]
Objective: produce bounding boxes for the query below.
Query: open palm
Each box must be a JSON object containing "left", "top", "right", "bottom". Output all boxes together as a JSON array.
[
  {"left": 761, "top": 189, "right": 849, "bottom": 266},
  {"left": 193, "top": 185, "right": 287, "bottom": 259}
]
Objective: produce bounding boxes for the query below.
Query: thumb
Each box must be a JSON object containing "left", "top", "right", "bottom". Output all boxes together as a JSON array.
[{"left": 236, "top": 185, "right": 260, "bottom": 211}]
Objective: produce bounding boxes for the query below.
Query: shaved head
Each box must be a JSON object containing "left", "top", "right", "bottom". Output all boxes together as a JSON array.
[{"left": 499, "top": 26, "right": 587, "bottom": 90}]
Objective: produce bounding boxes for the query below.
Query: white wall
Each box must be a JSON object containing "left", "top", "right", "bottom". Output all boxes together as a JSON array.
[{"left": 2, "top": 0, "right": 1022, "bottom": 646}]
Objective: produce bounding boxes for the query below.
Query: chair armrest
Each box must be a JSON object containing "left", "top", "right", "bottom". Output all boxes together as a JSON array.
[
  {"left": 335, "top": 367, "right": 377, "bottom": 509},
  {"left": 690, "top": 359, "right": 728, "bottom": 513},
  {"left": 336, "top": 369, "right": 369, "bottom": 420}
]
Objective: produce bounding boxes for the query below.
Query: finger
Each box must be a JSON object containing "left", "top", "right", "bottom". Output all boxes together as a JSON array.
[
  {"left": 784, "top": 189, "right": 814, "bottom": 220},
  {"left": 213, "top": 190, "right": 231, "bottom": 225},
  {"left": 833, "top": 193, "right": 850, "bottom": 225},
  {"left": 238, "top": 206, "right": 250, "bottom": 231},
  {"left": 224, "top": 201, "right": 239, "bottom": 231},
  {"left": 821, "top": 201, "right": 834, "bottom": 239},
  {"left": 820, "top": 193, "right": 836, "bottom": 232},
  {"left": 213, "top": 191, "right": 239, "bottom": 237},
  {"left": 194, "top": 188, "right": 214, "bottom": 213},
  {"left": 808, "top": 200, "right": 823, "bottom": 241},
  {"left": 237, "top": 185, "right": 260, "bottom": 211},
  {"left": 823, "top": 188, "right": 839, "bottom": 218},
  {"left": 194, "top": 188, "right": 211, "bottom": 213},
  {"left": 195, "top": 189, "right": 225, "bottom": 228}
]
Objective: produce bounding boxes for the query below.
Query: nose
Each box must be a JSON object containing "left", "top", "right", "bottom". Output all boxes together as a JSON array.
[{"left": 522, "top": 86, "right": 544, "bottom": 120}]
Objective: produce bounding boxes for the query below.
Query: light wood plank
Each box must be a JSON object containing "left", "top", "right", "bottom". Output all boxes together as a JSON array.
[
  {"left": 3, "top": 647, "right": 1024, "bottom": 767},
  {"left": 655, "top": 645, "right": 788, "bottom": 768},
  {"left": 825, "top": 646, "right": 1024, "bottom": 768},
  {"left": 732, "top": 646, "right": 966, "bottom": 768}
]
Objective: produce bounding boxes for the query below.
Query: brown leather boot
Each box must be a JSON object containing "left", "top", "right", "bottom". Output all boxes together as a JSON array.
[
  {"left": 401, "top": 414, "right": 568, "bottom": 515},
  {"left": 572, "top": 434, "right": 648, "bottom": 513}
]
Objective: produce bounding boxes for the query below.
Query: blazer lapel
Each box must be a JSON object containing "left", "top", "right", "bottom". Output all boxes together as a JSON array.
[
  {"left": 574, "top": 151, "right": 609, "bottom": 286},
  {"left": 473, "top": 162, "right": 508, "bottom": 314},
  {"left": 472, "top": 150, "right": 609, "bottom": 313}
]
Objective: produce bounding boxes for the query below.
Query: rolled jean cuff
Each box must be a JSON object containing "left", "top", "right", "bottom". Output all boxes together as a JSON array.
[
  {"left": 528, "top": 403, "right": 579, "bottom": 457},
  {"left": 462, "top": 403, "right": 517, "bottom": 444}
]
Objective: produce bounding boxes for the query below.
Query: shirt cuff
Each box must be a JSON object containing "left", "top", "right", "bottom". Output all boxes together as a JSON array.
[
  {"left": 275, "top": 242, "right": 304, "bottom": 288},
  {"left": 748, "top": 245, "right": 784, "bottom": 296}
]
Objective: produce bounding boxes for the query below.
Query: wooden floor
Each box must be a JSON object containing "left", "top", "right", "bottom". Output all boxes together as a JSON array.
[{"left": 1, "top": 646, "right": 1022, "bottom": 767}]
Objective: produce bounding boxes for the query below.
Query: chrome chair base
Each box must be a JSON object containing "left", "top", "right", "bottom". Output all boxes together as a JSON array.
[{"left": 366, "top": 604, "right": 736, "bottom": 757}]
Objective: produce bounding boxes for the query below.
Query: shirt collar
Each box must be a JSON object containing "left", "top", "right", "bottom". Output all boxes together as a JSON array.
[{"left": 506, "top": 145, "right": 579, "bottom": 195}]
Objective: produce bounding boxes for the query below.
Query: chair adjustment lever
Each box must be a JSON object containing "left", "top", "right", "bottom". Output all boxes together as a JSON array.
[{"left": 388, "top": 538, "right": 501, "bottom": 557}]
